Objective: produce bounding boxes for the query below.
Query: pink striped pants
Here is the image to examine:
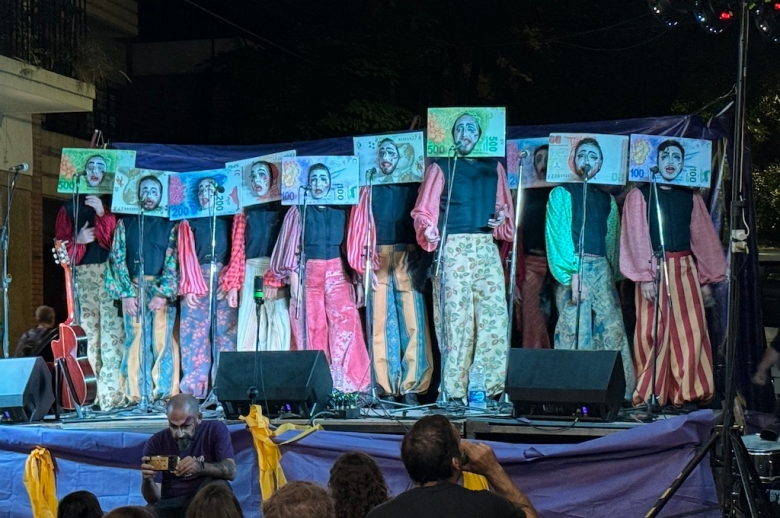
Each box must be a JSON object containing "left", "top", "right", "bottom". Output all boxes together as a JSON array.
[{"left": 632, "top": 252, "right": 714, "bottom": 407}]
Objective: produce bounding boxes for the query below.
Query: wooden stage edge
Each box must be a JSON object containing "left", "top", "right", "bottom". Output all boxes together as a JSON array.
[{"left": 10, "top": 407, "right": 688, "bottom": 444}]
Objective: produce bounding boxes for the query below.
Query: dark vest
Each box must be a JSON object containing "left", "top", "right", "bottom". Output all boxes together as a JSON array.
[
  {"left": 372, "top": 184, "right": 417, "bottom": 245},
  {"left": 245, "top": 203, "right": 287, "bottom": 259},
  {"left": 562, "top": 183, "right": 611, "bottom": 257},
  {"left": 303, "top": 206, "right": 346, "bottom": 261},
  {"left": 123, "top": 216, "right": 176, "bottom": 278},
  {"left": 639, "top": 184, "right": 693, "bottom": 253},
  {"left": 63, "top": 195, "right": 110, "bottom": 265},
  {"left": 188, "top": 217, "right": 230, "bottom": 265},
  {"left": 437, "top": 158, "right": 498, "bottom": 235},
  {"left": 521, "top": 187, "right": 552, "bottom": 256}
]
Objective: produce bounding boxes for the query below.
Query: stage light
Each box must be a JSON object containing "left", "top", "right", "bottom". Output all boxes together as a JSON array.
[
  {"left": 753, "top": 0, "right": 780, "bottom": 42},
  {"left": 647, "top": 0, "right": 693, "bottom": 27},
  {"left": 693, "top": 0, "right": 736, "bottom": 33}
]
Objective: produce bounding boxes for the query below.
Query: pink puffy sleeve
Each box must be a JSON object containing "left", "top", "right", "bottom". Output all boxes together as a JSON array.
[
  {"left": 178, "top": 220, "right": 208, "bottom": 296},
  {"left": 410, "top": 163, "right": 445, "bottom": 252},
  {"left": 493, "top": 162, "right": 514, "bottom": 242},
  {"left": 690, "top": 192, "right": 726, "bottom": 285},
  {"left": 346, "top": 187, "right": 379, "bottom": 275},
  {"left": 264, "top": 207, "right": 302, "bottom": 288},
  {"left": 220, "top": 212, "right": 246, "bottom": 292},
  {"left": 620, "top": 188, "right": 656, "bottom": 283}
]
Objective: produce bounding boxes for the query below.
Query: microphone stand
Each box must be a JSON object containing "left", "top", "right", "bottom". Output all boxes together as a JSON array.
[
  {"left": 432, "top": 149, "right": 459, "bottom": 407},
  {"left": 573, "top": 175, "right": 589, "bottom": 350},
  {"left": 363, "top": 172, "right": 382, "bottom": 407},
  {"left": 297, "top": 188, "right": 310, "bottom": 351},
  {"left": 0, "top": 166, "right": 22, "bottom": 358},
  {"left": 69, "top": 178, "right": 83, "bottom": 325},
  {"left": 647, "top": 171, "right": 673, "bottom": 414},
  {"left": 499, "top": 157, "right": 525, "bottom": 406},
  {"left": 201, "top": 191, "right": 220, "bottom": 408},
  {"left": 136, "top": 208, "right": 150, "bottom": 411},
  {"left": 247, "top": 277, "right": 265, "bottom": 410}
]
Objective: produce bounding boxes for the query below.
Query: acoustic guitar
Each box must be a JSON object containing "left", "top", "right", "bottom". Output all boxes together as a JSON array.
[{"left": 52, "top": 240, "right": 97, "bottom": 409}]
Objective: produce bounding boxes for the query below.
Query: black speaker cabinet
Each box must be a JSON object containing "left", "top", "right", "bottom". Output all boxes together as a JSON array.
[
  {"left": 506, "top": 349, "right": 626, "bottom": 421},
  {"left": 216, "top": 351, "right": 333, "bottom": 419},
  {"left": 0, "top": 357, "right": 55, "bottom": 423}
]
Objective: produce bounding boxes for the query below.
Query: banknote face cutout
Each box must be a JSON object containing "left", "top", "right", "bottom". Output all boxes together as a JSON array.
[
  {"left": 197, "top": 177, "right": 218, "bottom": 209},
  {"left": 452, "top": 113, "right": 482, "bottom": 156},
  {"left": 574, "top": 138, "right": 603, "bottom": 180},
  {"left": 533, "top": 145, "right": 548, "bottom": 181},
  {"left": 249, "top": 161, "right": 272, "bottom": 197},
  {"left": 657, "top": 140, "right": 685, "bottom": 182},
  {"left": 308, "top": 164, "right": 332, "bottom": 200},
  {"left": 377, "top": 139, "right": 400, "bottom": 175},
  {"left": 138, "top": 176, "right": 163, "bottom": 211},
  {"left": 84, "top": 155, "right": 107, "bottom": 188}
]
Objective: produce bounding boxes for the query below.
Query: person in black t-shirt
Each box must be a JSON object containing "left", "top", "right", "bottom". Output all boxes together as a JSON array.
[{"left": 366, "top": 415, "right": 537, "bottom": 518}]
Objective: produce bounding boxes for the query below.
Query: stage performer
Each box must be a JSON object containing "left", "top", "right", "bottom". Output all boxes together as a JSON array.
[
  {"left": 264, "top": 163, "right": 370, "bottom": 393},
  {"left": 140, "top": 394, "right": 236, "bottom": 518},
  {"left": 517, "top": 144, "right": 552, "bottom": 349},
  {"left": 178, "top": 178, "right": 238, "bottom": 400},
  {"left": 545, "top": 137, "right": 634, "bottom": 399},
  {"left": 55, "top": 185, "right": 127, "bottom": 410},
  {"left": 222, "top": 161, "right": 290, "bottom": 352},
  {"left": 412, "top": 112, "right": 514, "bottom": 402},
  {"left": 106, "top": 175, "right": 180, "bottom": 404},
  {"left": 347, "top": 138, "right": 433, "bottom": 406},
  {"left": 621, "top": 139, "right": 725, "bottom": 408}
]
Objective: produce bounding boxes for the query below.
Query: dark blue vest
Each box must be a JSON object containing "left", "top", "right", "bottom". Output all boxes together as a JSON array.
[
  {"left": 303, "top": 206, "right": 346, "bottom": 260},
  {"left": 372, "top": 184, "right": 417, "bottom": 245},
  {"left": 123, "top": 216, "right": 175, "bottom": 278},
  {"left": 436, "top": 158, "right": 498, "bottom": 235},
  {"left": 245, "top": 203, "right": 286, "bottom": 259},
  {"left": 188, "top": 217, "right": 230, "bottom": 265},
  {"left": 639, "top": 184, "right": 693, "bottom": 253},
  {"left": 563, "top": 183, "right": 610, "bottom": 257}
]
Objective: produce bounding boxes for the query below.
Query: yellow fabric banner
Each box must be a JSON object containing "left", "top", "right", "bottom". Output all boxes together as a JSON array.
[
  {"left": 23, "top": 447, "right": 57, "bottom": 518},
  {"left": 240, "top": 405, "right": 322, "bottom": 501}
]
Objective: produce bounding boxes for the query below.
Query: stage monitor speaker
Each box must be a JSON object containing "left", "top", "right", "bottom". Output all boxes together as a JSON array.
[
  {"left": 0, "top": 357, "right": 55, "bottom": 423},
  {"left": 506, "top": 349, "right": 625, "bottom": 421},
  {"left": 216, "top": 351, "right": 333, "bottom": 419}
]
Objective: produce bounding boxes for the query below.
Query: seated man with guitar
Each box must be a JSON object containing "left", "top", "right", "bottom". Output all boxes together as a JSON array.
[{"left": 15, "top": 306, "right": 59, "bottom": 361}]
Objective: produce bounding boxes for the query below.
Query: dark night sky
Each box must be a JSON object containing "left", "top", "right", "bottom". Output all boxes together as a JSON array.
[{"left": 123, "top": 0, "right": 780, "bottom": 160}]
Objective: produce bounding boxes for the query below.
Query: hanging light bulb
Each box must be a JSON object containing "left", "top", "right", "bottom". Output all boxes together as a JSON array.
[
  {"left": 693, "top": 0, "right": 736, "bottom": 33},
  {"left": 647, "top": 0, "right": 694, "bottom": 26},
  {"left": 753, "top": 0, "right": 780, "bottom": 42}
]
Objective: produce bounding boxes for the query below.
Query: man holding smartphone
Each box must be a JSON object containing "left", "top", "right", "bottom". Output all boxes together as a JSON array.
[{"left": 140, "top": 394, "right": 236, "bottom": 517}]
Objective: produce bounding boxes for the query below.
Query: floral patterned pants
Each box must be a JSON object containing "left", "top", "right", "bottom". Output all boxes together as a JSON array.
[
  {"left": 433, "top": 234, "right": 509, "bottom": 399},
  {"left": 75, "top": 262, "right": 128, "bottom": 410},
  {"left": 289, "top": 258, "right": 370, "bottom": 393},
  {"left": 180, "top": 264, "right": 238, "bottom": 399}
]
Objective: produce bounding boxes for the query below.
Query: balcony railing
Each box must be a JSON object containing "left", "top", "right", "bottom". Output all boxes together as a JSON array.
[{"left": 0, "top": 0, "right": 87, "bottom": 79}]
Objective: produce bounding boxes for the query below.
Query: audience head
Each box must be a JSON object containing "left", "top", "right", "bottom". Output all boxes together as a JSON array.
[
  {"left": 262, "top": 481, "right": 335, "bottom": 518},
  {"left": 57, "top": 490, "right": 103, "bottom": 518},
  {"left": 35, "top": 305, "right": 56, "bottom": 328},
  {"left": 103, "top": 506, "right": 156, "bottom": 518},
  {"left": 185, "top": 482, "right": 243, "bottom": 518},
  {"left": 401, "top": 414, "right": 462, "bottom": 485},
  {"left": 329, "top": 452, "right": 389, "bottom": 518},
  {"left": 166, "top": 393, "right": 202, "bottom": 449}
]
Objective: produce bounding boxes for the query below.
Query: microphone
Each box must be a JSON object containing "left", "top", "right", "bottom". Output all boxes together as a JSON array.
[
  {"left": 366, "top": 167, "right": 377, "bottom": 178},
  {"left": 581, "top": 164, "right": 592, "bottom": 178},
  {"left": 518, "top": 150, "right": 529, "bottom": 158},
  {"left": 8, "top": 163, "right": 28, "bottom": 173},
  {"left": 300, "top": 185, "right": 313, "bottom": 191},
  {"left": 254, "top": 276, "right": 264, "bottom": 306},
  {"left": 209, "top": 179, "right": 225, "bottom": 194},
  {"left": 650, "top": 166, "right": 660, "bottom": 175}
]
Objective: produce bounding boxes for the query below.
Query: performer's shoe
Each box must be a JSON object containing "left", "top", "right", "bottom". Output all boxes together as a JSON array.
[
  {"left": 377, "top": 395, "right": 397, "bottom": 410},
  {"left": 402, "top": 393, "right": 419, "bottom": 406}
]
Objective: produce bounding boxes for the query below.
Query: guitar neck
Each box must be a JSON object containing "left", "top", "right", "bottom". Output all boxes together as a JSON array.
[{"left": 62, "top": 264, "right": 78, "bottom": 325}]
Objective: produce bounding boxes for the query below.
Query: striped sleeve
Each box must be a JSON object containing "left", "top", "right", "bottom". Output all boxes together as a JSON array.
[
  {"left": 492, "top": 162, "right": 515, "bottom": 242},
  {"left": 346, "top": 187, "right": 378, "bottom": 275},
  {"left": 264, "top": 207, "right": 301, "bottom": 288},
  {"left": 620, "top": 187, "right": 656, "bottom": 283},
  {"left": 178, "top": 220, "right": 208, "bottom": 296},
  {"left": 411, "top": 162, "right": 445, "bottom": 252},
  {"left": 220, "top": 212, "right": 246, "bottom": 292}
]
